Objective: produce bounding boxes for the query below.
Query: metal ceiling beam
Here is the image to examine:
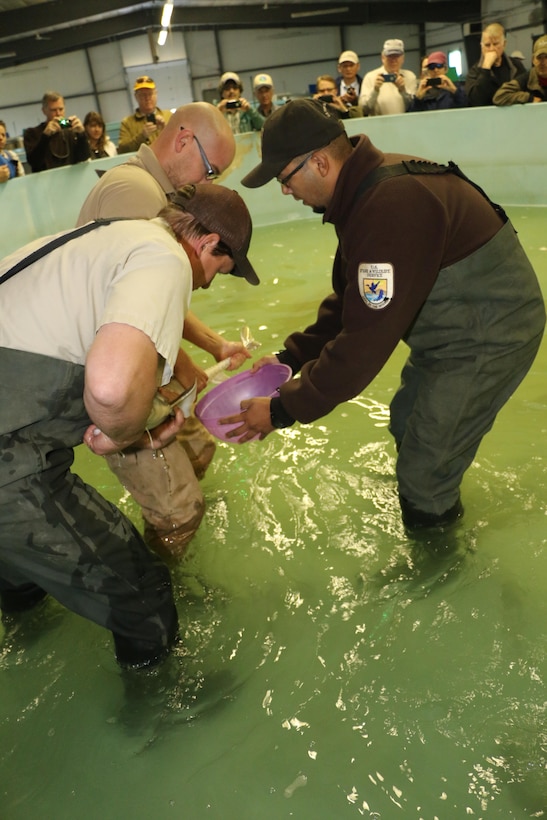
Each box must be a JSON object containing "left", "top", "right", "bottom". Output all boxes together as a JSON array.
[{"left": 0, "top": 1, "right": 481, "bottom": 68}]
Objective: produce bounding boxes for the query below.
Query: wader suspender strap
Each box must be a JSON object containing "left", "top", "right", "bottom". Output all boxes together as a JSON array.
[
  {"left": 352, "top": 159, "right": 509, "bottom": 224},
  {"left": 0, "top": 218, "right": 122, "bottom": 287}
]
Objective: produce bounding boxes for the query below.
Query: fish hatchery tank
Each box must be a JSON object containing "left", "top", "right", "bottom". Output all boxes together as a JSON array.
[{"left": 0, "top": 108, "right": 546, "bottom": 819}]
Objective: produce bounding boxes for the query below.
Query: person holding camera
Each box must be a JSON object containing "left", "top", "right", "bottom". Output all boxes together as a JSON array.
[
  {"left": 216, "top": 71, "right": 264, "bottom": 135},
  {"left": 118, "top": 76, "right": 171, "bottom": 154},
  {"left": 313, "top": 75, "right": 363, "bottom": 119},
  {"left": 23, "top": 91, "right": 90, "bottom": 173},
  {"left": 408, "top": 51, "right": 467, "bottom": 112},
  {"left": 359, "top": 39, "right": 417, "bottom": 116}
]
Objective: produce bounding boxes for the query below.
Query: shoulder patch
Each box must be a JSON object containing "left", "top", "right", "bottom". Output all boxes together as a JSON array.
[{"left": 358, "top": 263, "right": 394, "bottom": 310}]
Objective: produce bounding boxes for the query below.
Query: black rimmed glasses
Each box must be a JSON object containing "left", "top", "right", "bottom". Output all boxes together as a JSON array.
[
  {"left": 277, "top": 151, "right": 315, "bottom": 187},
  {"left": 181, "top": 126, "right": 219, "bottom": 180}
]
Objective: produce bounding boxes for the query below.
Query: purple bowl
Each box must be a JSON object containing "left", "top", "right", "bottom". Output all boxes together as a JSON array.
[{"left": 195, "top": 363, "right": 292, "bottom": 442}]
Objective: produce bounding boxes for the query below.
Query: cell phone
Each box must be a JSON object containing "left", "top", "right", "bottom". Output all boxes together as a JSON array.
[
  {"left": 426, "top": 77, "right": 442, "bottom": 87},
  {"left": 383, "top": 73, "right": 397, "bottom": 82},
  {"left": 146, "top": 113, "right": 156, "bottom": 123},
  {"left": 226, "top": 100, "right": 242, "bottom": 109},
  {"left": 58, "top": 118, "right": 71, "bottom": 128},
  {"left": 317, "top": 94, "right": 334, "bottom": 103}
]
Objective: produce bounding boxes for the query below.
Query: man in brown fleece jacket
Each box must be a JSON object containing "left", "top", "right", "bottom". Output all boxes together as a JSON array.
[{"left": 222, "top": 99, "right": 545, "bottom": 531}]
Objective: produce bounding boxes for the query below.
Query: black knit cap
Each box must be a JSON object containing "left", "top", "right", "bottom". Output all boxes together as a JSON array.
[
  {"left": 241, "top": 98, "right": 344, "bottom": 188},
  {"left": 171, "top": 184, "right": 259, "bottom": 286}
]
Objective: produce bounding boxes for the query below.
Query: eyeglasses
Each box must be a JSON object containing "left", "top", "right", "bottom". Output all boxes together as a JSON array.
[
  {"left": 277, "top": 151, "right": 315, "bottom": 187},
  {"left": 427, "top": 63, "right": 445, "bottom": 70},
  {"left": 181, "top": 126, "right": 219, "bottom": 181}
]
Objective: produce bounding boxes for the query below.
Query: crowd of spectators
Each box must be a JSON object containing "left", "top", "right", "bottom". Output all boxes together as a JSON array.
[{"left": 0, "top": 21, "right": 543, "bottom": 180}]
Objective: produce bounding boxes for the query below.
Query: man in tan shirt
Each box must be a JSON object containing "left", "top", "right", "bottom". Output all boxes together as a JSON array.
[{"left": 78, "top": 102, "right": 254, "bottom": 557}]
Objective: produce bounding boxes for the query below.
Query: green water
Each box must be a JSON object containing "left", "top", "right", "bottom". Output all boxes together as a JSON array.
[{"left": 1, "top": 209, "right": 546, "bottom": 819}]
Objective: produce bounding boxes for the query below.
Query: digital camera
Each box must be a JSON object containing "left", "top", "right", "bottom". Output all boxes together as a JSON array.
[
  {"left": 58, "top": 118, "right": 71, "bottom": 129},
  {"left": 226, "top": 100, "right": 242, "bottom": 109},
  {"left": 426, "top": 77, "right": 442, "bottom": 87},
  {"left": 317, "top": 94, "right": 334, "bottom": 103},
  {"left": 382, "top": 73, "right": 397, "bottom": 82},
  {"left": 146, "top": 113, "right": 156, "bottom": 123}
]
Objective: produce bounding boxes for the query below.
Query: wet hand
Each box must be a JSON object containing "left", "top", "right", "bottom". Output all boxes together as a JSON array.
[
  {"left": 217, "top": 341, "right": 251, "bottom": 371},
  {"left": 221, "top": 397, "right": 274, "bottom": 443}
]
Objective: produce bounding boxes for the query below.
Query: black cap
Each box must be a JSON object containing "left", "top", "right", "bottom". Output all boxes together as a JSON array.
[{"left": 241, "top": 98, "right": 344, "bottom": 188}]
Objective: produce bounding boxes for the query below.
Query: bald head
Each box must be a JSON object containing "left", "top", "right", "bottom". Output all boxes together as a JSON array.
[{"left": 153, "top": 102, "right": 236, "bottom": 189}]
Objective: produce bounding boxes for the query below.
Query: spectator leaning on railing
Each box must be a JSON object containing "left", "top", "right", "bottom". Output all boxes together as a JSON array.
[{"left": 493, "top": 35, "right": 547, "bottom": 106}]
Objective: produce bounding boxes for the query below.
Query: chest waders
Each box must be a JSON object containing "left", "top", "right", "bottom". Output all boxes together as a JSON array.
[
  {"left": 350, "top": 161, "right": 544, "bottom": 530},
  {"left": 351, "top": 158, "right": 508, "bottom": 223},
  {"left": 0, "top": 220, "right": 179, "bottom": 668}
]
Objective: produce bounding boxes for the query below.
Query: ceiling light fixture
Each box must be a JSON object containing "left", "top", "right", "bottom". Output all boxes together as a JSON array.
[
  {"left": 291, "top": 6, "right": 349, "bottom": 18},
  {"left": 157, "top": 28, "right": 168, "bottom": 46},
  {"left": 161, "top": 2, "right": 174, "bottom": 29}
]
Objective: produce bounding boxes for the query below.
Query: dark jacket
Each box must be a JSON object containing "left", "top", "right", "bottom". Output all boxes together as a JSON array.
[
  {"left": 276, "top": 136, "right": 505, "bottom": 423},
  {"left": 465, "top": 53, "right": 525, "bottom": 106},
  {"left": 336, "top": 75, "right": 363, "bottom": 95},
  {"left": 493, "top": 67, "right": 547, "bottom": 105},
  {"left": 23, "top": 122, "right": 90, "bottom": 173},
  {"left": 408, "top": 83, "right": 467, "bottom": 112}
]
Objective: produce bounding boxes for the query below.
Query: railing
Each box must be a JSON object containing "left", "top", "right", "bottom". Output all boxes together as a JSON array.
[{"left": 1, "top": 104, "right": 545, "bottom": 259}]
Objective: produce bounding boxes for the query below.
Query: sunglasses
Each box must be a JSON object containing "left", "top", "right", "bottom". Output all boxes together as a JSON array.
[
  {"left": 181, "top": 126, "right": 219, "bottom": 181},
  {"left": 427, "top": 63, "right": 445, "bottom": 70},
  {"left": 277, "top": 151, "right": 315, "bottom": 187}
]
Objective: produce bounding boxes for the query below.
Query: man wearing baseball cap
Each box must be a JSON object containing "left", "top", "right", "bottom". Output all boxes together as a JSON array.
[
  {"left": 222, "top": 98, "right": 545, "bottom": 533},
  {"left": 336, "top": 51, "right": 363, "bottom": 108},
  {"left": 253, "top": 73, "right": 281, "bottom": 119},
  {"left": 359, "top": 38, "right": 417, "bottom": 115},
  {"left": 216, "top": 71, "right": 264, "bottom": 134},
  {"left": 493, "top": 34, "right": 547, "bottom": 105},
  {"left": 0, "top": 183, "right": 257, "bottom": 669},
  {"left": 118, "top": 75, "right": 172, "bottom": 153}
]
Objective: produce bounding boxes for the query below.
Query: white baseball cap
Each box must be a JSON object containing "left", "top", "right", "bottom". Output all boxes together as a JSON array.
[
  {"left": 383, "top": 39, "right": 405, "bottom": 55},
  {"left": 338, "top": 50, "right": 359, "bottom": 64},
  {"left": 253, "top": 73, "right": 273, "bottom": 89},
  {"left": 220, "top": 71, "right": 241, "bottom": 86}
]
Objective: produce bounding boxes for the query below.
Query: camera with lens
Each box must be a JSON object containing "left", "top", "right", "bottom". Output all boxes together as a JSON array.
[
  {"left": 317, "top": 94, "right": 334, "bottom": 103},
  {"left": 58, "top": 117, "right": 71, "bottom": 129},
  {"left": 226, "top": 100, "right": 242, "bottom": 109},
  {"left": 146, "top": 113, "right": 157, "bottom": 123},
  {"left": 426, "top": 77, "right": 442, "bottom": 87},
  {"left": 382, "top": 73, "right": 397, "bottom": 83}
]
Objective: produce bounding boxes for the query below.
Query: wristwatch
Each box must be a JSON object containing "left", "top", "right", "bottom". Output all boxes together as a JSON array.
[{"left": 270, "top": 396, "right": 295, "bottom": 429}]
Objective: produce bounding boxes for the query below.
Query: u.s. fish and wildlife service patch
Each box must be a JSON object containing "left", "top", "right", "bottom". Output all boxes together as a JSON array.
[{"left": 358, "top": 263, "right": 394, "bottom": 310}]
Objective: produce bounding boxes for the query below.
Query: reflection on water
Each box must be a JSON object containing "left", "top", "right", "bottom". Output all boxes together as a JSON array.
[{"left": 1, "top": 210, "right": 546, "bottom": 819}]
